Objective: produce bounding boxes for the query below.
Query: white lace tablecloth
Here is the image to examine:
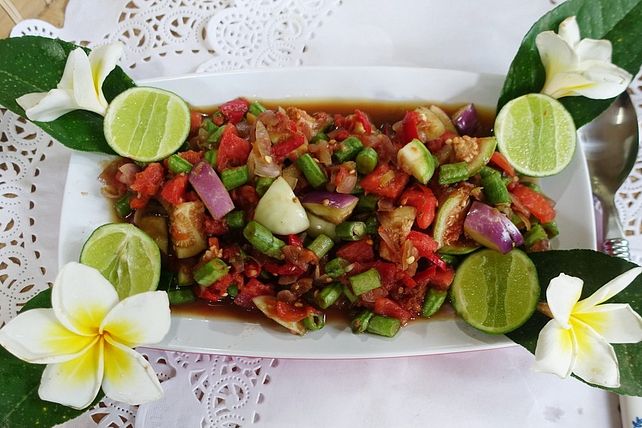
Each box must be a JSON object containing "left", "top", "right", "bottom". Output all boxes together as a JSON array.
[{"left": 2, "top": 0, "right": 642, "bottom": 426}]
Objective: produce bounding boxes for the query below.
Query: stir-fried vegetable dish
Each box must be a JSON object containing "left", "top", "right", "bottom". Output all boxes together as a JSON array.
[{"left": 100, "top": 98, "right": 559, "bottom": 336}]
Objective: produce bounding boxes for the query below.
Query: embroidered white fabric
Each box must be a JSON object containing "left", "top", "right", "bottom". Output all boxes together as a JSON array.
[{"left": 1, "top": 0, "right": 641, "bottom": 426}]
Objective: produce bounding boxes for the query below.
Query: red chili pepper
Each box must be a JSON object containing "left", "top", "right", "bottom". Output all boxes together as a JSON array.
[
  {"left": 234, "top": 278, "right": 274, "bottom": 309},
  {"left": 218, "top": 98, "right": 249, "bottom": 124},
  {"left": 374, "top": 297, "right": 412, "bottom": 324},
  {"left": 407, "top": 231, "right": 439, "bottom": 258},
  {"left": 275, "top": 301, "right": 314, "bottom": 322},
  {"left": 400, "top": 184, "right": 438, "bottom": 229},
  {"left": 424, "top": 252, "right": 448, "bottom": 271},
  {"left": 217, "top": 125, "right": 251, "bottom": 172},
  {"left": 360, "top": 164, "right": 409, "bottom": 199},
  {"left": 401, "top": 111, "right": 420, "bottom": 143},
  {"left": 427, "top": 130, "right": 457, "bottom": 153},
  {"left": 397, "top": 270, "right": 417, "bottom": 289},
  {"left": 336, "top": 239, "right": 375, "bottom": 263},
  {"left": 490, "top": 152, "right": 516, "bottom": 177},
  {"left": 272, "top": 133, "right": 305, "bottom": 161},
  {"left": 511, "top": 183, "right": 556, "bottom": 223},
  {"left": 263, "top": 262, "right": 305, "bottom": 276},
  {"left": 160, "top": 174, "right": 189, "bottom": 205}
]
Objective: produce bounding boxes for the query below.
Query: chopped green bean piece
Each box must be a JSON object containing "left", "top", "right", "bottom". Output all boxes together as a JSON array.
[
  {"left": 543, "top": 221, "right": 559, "bottom": 238},
  {"left": 364, "top": 216, "right": 378, "bottom": 235},
  {"left": 438, "top": 253, "right": 459, "bottom": 266},
  {"left": 524, "top": 223, "right": 548, "bottom": 247},
  {"left": 243, "top": 221, "right": 285, "bottom": 259},
  {"left": 310, "top": 132, "right": 329, "bottom": 144},
  {"left": 204, "top": 149, "right": 218, "bottom": 166},
  {"left": 227, "top": 283, "right": 239, "bottom": 298},
  {"left": 167, "top": 288, "right": 196, "bottom": 305},
  {"left": 168, "top": 154, "right": 193, "bottom": 174},
  {"left": 438, "top": 162, "right": 469, "bottom": 185},
  {"left": 114, "top": 194, "right": 132, "bottom": 218},
  {"left": 351, "top": 310, "right": 374, "bottom": 333},
  {"left": 325, "top": 257, "right": 349, "bottom": 278},
  {"left": 334, "top": 136, "right": 363, "bottom": 162},
  {"left": 356, "top": 194, "right": 379, "bottom": 213},
  {"left": 316, "top": 282, "right": 343, "bottom": 309},
  {"left": 296, "top": 153, "right": 328, "bottom": 188},
  {"left": 255, "top": 176, "right": 276, "bottom": 196},
  {"left": 480, "top": 166, "right": 511, "bottom": 204},
  {"left": 248, "top": 101, "right": 266, "bottom": 116},
  {"left": 221, "top": 165, "right": 249, "bottom": 190},
  {"left": 194, "top": 258, "right": 229, "bottom": 286},
  {"left": 342, "top": 283, "right": 358, "bottom": 304},
  {"left": 523, "top": 181, "right": 542, "bottom": 193},
  {"left": 356, "top": 147, "right": 378, "bottom": 174},
  {"left": 366, "top": 315, "right": 401, "bottom": 337},
  {"left": 349, "top": 268, "right": 381, "bottom": 296},
  {"left": 303, "top": 312, "right": 326, "bottom": 331},
  {"left": 225, "top": 210, "right": 246, "bottom": 229},
  {"left": 336, "top": 221, "right": 366, "bottom": 241},
  {"left": 307, "top": 234, "right": 334, "bottom": 258},
  {"left": 208, "top": 124, "right": 226, "bottom": 144},
  {"left": 421, "top": 289, "right": 448, "bottom": 317},
  {"left": 202, "top": 118, "right": 217, "bottom": 133}
]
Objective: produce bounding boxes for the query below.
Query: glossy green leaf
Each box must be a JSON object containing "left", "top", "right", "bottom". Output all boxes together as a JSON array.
[
  {"left": 0, "top": 36, "right": 135, "bottom": 154},
  {"left": 0, "top": 288, "right": 103, "bottom": 427},
  {"left": 497, "top": 0, "right": 642, "bottom": 128},
  {"left": 508, "top": 250, "right": 642, "bottom": 396}
]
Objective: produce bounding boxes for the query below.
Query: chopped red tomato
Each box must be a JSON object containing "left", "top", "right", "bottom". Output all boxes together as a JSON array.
[
  {"left": 129, "top": 163, "right": 164, "bottom": 209},
  {"left": 490, "top": 152, "right": 516, "bottom": 177},
  {"left": 217, "top": 125, "right": 251, "bottom": 172},
  {"left": 160, "top": 174, "right": 189, "bottom": 205},
  {"left": 288, "top": 234, "right": 304, "bottom": 247},
  {"left": 374, "top": 297, "right": 412, "bottom": 324},
  {"left": 263, "top": 262, "right": 305, "bottom": 276},
  {"left": 272, "top": 133, "right": 305, "bottom": 161},
  {"left": 234, "top": 278, "right": 274, "bottom": 309},
  {"left": 197, "top": 272, "right": 242, "bottom": 303},
  {"left": 511, "top": 183, "right": 556, "bottom": 223},
  {"left": 275, "top": 301, "right": 315, "bottom": 322},
  {"left": 397, "top": 270, "right": 417, "bottom": 289},
  {"left": 336, "top": 239, "right": 375, "bottom": 263},
  {"left": 414, "top": 265, "right": 455, "bottom": 291},
  {"left": 407, "top": 231, "right": 439, "bottom": 258},
  {"left": 401, "top": 111, "right": 420, "bottom": 143},
  {"left": 427, "top": 130, "right": 457, "bottom": 153},
  {"left": 190, "top": 111, "right": 204, "bottom": 134},
  {"left": 373, "top": 261, "right": 398, "bottom": 290},
  {"left": 351, "top": 109, "right": 373, "bottom": 134},
  {"left": 179, "top": 150, "right": 204, "bottom": 166},
  {"left": 219, "top": 98, "right": 249, "bottom": 124},
  {"left": 400, "top": 184, "right": 438, "bottom": 229},
  {"left": 204, "top": 215, "right": 228, "bottom": 235},
  {"left": 360, "top": 164, "right": 409, "bottom": 199}
]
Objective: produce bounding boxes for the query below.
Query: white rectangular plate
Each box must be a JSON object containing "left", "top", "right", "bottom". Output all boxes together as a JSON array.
[{"left": 59, "top": 67, "right": 596, "bottom": 359}]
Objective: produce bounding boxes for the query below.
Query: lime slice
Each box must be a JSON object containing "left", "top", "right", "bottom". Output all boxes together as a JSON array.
[
  {"left": 495, "top": 93, "right": 576, "bottom": 177},
  {"left": 450, "top": 249, "right": 539, "bottom": 334},
  {"left": 80, "top": 223, "right": 161, "bottom": 299},
  {"left": 104, "top": 87, "right": 190, "bottom": 162}
]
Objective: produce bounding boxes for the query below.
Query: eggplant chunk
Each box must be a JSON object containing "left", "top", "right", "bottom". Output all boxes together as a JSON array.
[{"left": 170, "top": 201, "right": 208, "bottom": 259}]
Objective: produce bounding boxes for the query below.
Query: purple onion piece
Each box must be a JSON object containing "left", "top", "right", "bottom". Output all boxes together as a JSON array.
[
  {"left": 464, "top": 201, "right": 524, "bottom": 254},
  {"left": 300, "top": 191, "right": 358, "bottom": 224},
  {"left": 452, "top": 103, "right": 479, "bottom": 136},
  {"left": 189, "top": 161, "right": 235, "bottom": 219}
]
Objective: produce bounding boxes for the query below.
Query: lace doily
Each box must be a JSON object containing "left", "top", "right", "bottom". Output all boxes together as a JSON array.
[{"left": 2, "top": 0, "right": 641, "bottom": 426}]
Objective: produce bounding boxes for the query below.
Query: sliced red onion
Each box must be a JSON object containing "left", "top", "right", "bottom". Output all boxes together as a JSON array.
[
  {"left": 300, "top": 191, "right": 358, "bottom": 224},
  {"left": 452, "top": 104, "right": 480, "bottom": 136},
  {"left": 464, "top": 201, "right": 524, "bottom": 254},
  {"left": 117, "top": 163, "right": 139, "bottom": 185},
  {"left": 189, "top": 161, "right": 234, "bottom": 219}
]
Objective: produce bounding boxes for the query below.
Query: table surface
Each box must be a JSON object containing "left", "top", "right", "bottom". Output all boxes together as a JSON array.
[{"left": 1, "top": 1, "right": 642, "bottom": 427}]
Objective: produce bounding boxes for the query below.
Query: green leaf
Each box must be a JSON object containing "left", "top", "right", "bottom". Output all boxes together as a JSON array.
[
  {"left": 0, "top": 36, "right": 135, "bottom": 154},
  {"left": 508, "top": 250, "right": 642, "bottom": 396},
  {"left": 0, "top": 288, "right": 103, "bottom": 427},
  {"left": 497, "top": 0, "right": 642, "bottom": 128}
]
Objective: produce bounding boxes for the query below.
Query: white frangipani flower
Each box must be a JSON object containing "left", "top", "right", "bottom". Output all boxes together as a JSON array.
[
  {"left": 0, "top": 262, "right": 170, "bottom": 409},
  {"left": 535, "top": 16, "right": 632, "bottom": 99},
  {"left": 533, "top": 267, "right": 642, "bottom": 388},
  {"left": 16, "top": 43, "right": 123, "bottom": 121}
]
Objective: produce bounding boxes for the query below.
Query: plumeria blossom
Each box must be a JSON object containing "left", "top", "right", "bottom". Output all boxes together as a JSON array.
[
  {"left": 0, "top": 262, "right": 170, "bottom": 409},
  {"left": 533, "top": 267, "right": 642, "bottom": 388},
  {"left": 16, "top": 42, "right": 123, "bottom": 121},
  {"left": 535, "top": 16, "right": 632, "bottom": 99}
]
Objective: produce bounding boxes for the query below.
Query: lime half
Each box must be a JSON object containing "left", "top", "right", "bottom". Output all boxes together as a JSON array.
[
  {"left": 104, "top": 87, "right": 190, "bottom": 162},
  {"left": 450, "top": 249, "right": 540, "bottom": 334},
  {"left": 80, "top": 223, "right": 161, "bottom": 299},
  {"left": 495, "top": 93, "right": 576, "bottom": 177}
]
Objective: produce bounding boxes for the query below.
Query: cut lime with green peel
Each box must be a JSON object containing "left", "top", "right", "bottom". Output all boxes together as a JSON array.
[
  {"left": 80, "top": 223, "right": 161, "bottom": 299},
  {"left": 495, "top": 93, "right": 576, "bottom": 177},
  {"left": 104, "top": 87, "right": 190, "bottom": 162},
  {"left": 451, "top": 248, "right": 540, "bottom": 334}
]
